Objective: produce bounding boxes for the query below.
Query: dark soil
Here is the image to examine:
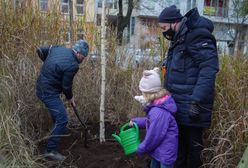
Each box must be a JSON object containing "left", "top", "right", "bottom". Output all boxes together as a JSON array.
[{"left": 38, "top": 122, "right": 150, "bottom": 168}]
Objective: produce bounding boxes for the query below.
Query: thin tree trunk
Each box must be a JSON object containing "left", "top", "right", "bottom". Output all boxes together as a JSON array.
[
  {"left": 246, "top": 28, "right": 248, "bottom": 56},
  {"left": 234, "top": 31, "right": 240, "bottom": 56},
  {"left": 93, "top": 0, "right": 98, "bottom": 49},
  {"left": 100, "top": 0, "right": 107, "bottom": 143},
  {"left": 69, "top": 0, "right": 73, "bottom": 47}
]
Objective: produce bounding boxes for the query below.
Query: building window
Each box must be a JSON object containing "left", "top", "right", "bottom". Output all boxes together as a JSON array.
[
  {"left": 107, "top": 1, "right": 113, "bottom": 8},
  {"left": 76, "top": 0, "right": 84, "bottom": 15},
  {"left": 114, "top": 0, "right": 117, "bottom": 9},
  {"left": 97, "top": 14, "right": 101, "bottom": 26},
  {"left": 63, "top": 31, "right": 70, "bottom": 43},
  {"left": 77, "top": 29, "right": 85, "bottom": 40},
  {"left": 61, "top": 27, "right": 70, "bottom": 43},
  {"left": 61, "top": 0, "right": 69, "bottom": 14},
  {"left": 203, "top": 0, "right": 228, "bottom": 17},
  {"left": 39, "top": 0, "right": 48, "bottom": 11},
  {"left": 98, "top": 1, "right": 102, "bottom": 8},
  {"left": 187, "top": 0, "right": 197, "bottom": 11},
  {"left": 131, "top": 17, "right": 135, "bottom": 35},
  {"left": 98, "top": 0, "right": 116, "bottom": 9},
  {"left": 41, "top": 30, "right": 49, "bottom": 41}
]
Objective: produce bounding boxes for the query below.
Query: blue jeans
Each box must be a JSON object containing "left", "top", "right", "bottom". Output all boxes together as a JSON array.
[
  {"left": 37, "top": 93, "right": 68, "bottom": 152},
  {"left": 150, "top": 158, "right": 174, "bottom": 168}
]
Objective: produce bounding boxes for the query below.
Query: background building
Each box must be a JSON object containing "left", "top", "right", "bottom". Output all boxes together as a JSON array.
[
  {"left": 16, "top": 0, "right": 248, "bottom": 55},
  {"left": 127, "top": 0, "right": 248, "bottom": 55}
]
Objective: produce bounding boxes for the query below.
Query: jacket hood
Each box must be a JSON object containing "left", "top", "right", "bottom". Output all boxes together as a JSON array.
[
  {"left": 184, "top": 8, "right": 214, "bottom": 33},
  {"left": 144, "top": 95, "right": 177, "bottom": 115}
]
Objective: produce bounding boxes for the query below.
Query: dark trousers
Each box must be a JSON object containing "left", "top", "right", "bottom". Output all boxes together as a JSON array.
[
  {"left": 175, "top": 125, "right": 203, "bottom": 168},
  {"left": 37, "top": 93, "right": 68, "bottom": 152}
]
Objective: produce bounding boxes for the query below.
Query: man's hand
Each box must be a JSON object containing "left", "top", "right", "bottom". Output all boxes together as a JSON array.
[
  {"left": 189, "top": 101, "right": 201, "bottom": 122},
  {"left": 70, "top": 97, "right": 76, "bottom": 107}
]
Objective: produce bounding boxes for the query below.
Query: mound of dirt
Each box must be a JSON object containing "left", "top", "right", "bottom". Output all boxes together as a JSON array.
[{"left": 38, "top": 123, "right": 150, "bottom": 168}]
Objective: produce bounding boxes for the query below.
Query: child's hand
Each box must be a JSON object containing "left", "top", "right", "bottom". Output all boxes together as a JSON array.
[{"left": 129, "top": 121, "right": 134, "bottom": 127}]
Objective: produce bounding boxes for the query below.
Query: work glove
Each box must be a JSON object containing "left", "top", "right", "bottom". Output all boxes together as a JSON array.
[
  {"left": 70, "top": 97, "right": 76, "bottom": 107},
  {"left": 189, "top": 101, "right": 201, "bottom": 122},
  {"left": 134, "top": 95, "right": 149, "bottom": 106}
]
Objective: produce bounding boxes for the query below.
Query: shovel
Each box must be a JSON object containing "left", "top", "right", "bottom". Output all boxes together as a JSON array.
[{"left": 71, "top": 103, "right": 88, "bottom": 148}]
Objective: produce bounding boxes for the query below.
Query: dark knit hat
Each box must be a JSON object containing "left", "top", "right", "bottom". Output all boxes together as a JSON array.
[
  {"left": 158, "top": 5, "right": 183, "bottom": 23},
  {"left": 72, "top": 40, "right": 89, "bottom": 57}
]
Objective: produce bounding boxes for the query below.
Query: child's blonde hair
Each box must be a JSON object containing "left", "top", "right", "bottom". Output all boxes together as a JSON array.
[{"left": 143, "top": 88, "right": 169, "bottom": 103}]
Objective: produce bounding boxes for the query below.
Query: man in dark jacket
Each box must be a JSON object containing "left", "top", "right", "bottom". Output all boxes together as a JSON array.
[
  {"left": 158, "top": 5, "right": 219, "bottom": 168},
  {"left": 36, "top": 40, "right": 89, "bottom": 161}
]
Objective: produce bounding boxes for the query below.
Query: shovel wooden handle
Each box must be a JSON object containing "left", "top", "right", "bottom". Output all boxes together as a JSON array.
[{"left": 71, "top": 103, "right": 88, "bottom": 148}]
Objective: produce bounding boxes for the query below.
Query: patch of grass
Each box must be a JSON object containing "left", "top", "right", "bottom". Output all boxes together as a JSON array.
[{"left": 202, "top": 56, "right": 248, "bottom": 168}]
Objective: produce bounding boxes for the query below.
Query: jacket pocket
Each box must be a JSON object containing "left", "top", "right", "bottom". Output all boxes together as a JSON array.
[
  {"left": 171, "top": 46, "right": 185, "bottom": 72},
  {"left": 171, "top": 83, "right": 194, "bottom": 94}
]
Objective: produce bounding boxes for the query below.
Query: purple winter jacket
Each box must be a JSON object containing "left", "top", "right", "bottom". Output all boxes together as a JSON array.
[{"left": 131, "top": 95, "right": 178, "bottom": 165}]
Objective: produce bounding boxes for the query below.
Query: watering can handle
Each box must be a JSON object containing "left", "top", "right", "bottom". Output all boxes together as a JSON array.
[{"left": 120, "top": 122, "right": 139, "bottom": 133}]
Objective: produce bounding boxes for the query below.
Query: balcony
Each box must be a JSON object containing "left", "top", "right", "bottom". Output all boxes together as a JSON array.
[{"left": 203, "top": 6, "right": 228, "bottom": 17}]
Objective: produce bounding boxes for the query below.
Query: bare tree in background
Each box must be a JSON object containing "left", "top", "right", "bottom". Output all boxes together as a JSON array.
[
  {"left": 116, "top": 0, "right": 134, "bottom": 45},
  {"left": 228, "top": 0, "right": 248, "bottom": 56}
]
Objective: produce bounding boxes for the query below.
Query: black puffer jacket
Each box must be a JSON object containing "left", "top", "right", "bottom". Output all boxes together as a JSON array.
[{"left": 164, "top": 8, "right": 219, "bottom": 128}]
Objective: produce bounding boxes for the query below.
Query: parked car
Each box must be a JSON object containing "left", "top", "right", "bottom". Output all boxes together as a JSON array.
[
  {"left": 89, "top": 50, "right": 99, "bottom": 62},
  {"left": 134, "top": 49, "right": 161, "bottom": 67},
  {"left": 115, "top": 47, "right": 162, "bottom": 69}
]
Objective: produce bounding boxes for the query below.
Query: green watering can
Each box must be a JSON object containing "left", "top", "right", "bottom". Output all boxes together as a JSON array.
[{"left": 112, "top": 122, "right": 140, "bottom": 155}]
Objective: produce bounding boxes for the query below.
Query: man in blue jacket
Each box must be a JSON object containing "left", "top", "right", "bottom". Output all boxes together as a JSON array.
[
  {"left": 158, "top": 5, "right": 219, "bottom": 168},
  {"left": 36, "top": 40, "right": 89, "bottom": 161}
]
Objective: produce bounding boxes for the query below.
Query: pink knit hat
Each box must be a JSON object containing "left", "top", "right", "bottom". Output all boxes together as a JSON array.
[{"left": 139, "top": 68, "right": 161, "bottom": 93}]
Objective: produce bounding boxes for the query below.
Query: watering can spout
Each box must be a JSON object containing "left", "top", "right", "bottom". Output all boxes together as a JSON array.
[{"left": 112, "top": 134, "right": 122, "bottom": 144}]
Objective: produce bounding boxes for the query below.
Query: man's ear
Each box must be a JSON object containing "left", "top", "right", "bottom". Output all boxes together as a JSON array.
[
  {"left": 77, "top": 52, "right": 82, "bottom": 58},
  {"left": 173, "top": 22, "right": 178, "bottom": 29}
]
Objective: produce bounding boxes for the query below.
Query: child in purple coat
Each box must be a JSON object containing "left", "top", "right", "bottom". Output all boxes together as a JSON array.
[{"left": 130, "top": 68, "right": 178, "bottom": 168}]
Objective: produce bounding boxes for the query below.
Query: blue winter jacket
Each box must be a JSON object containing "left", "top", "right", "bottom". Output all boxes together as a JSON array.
[
  {"left": 36, "top": 45, "right": 80, "bottom": 99},
  {"left": 164, "top": 8, "right": 219, "bottom": 128},
  {"left": 131, "top": 95, "right": 178, "bottom": 165}
]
